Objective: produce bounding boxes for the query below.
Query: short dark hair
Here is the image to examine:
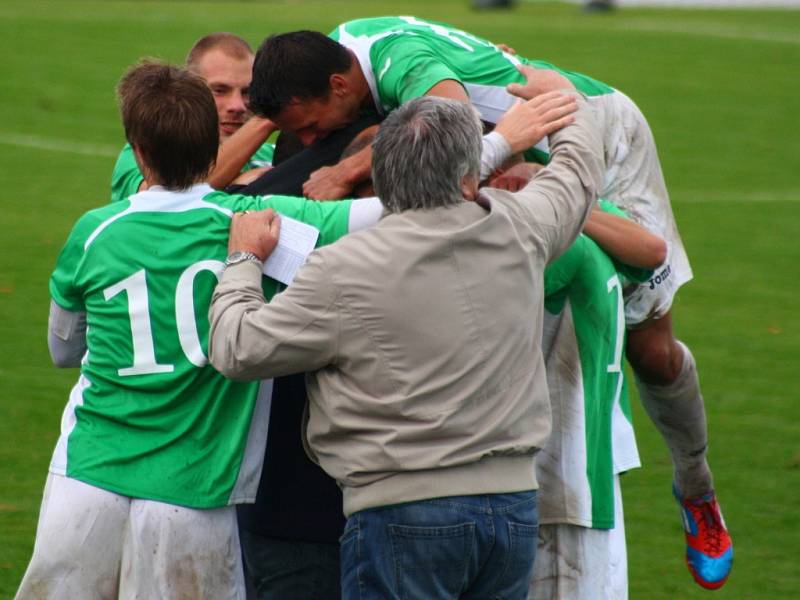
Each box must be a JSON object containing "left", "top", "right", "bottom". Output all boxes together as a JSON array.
[
  {"left": 185, "top": 32, "right": 253, "bottom": 73},
  {"left": 249, "top": 31, "right": 352, "bottom": 118},
  {"left": 118, "top": 60, "right": 219, "bottom": 190}
]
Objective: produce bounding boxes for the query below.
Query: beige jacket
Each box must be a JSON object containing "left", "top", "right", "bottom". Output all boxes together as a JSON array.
[{"left": 209, "top": 97, "right": 605, "bottom": 516}]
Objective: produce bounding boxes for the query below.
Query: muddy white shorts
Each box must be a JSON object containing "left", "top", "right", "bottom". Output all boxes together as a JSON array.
[
  {"left": 15, "top": 473, "right": 245, "bottom": 600},
  {"left": 529, "top": 476, "right": 628, "bottom": 600},
  {"left": 593, "top": 90, "right": 693, "bottom": 325}
]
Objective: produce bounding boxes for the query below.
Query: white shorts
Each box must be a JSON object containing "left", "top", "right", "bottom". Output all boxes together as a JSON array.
[
  {"left": 15, "top": 473, "right": 245, "bottom": 600},
  {"left": 593, "top": 91, "right": 693, "bottom": 325},
  {"left": 529, "top": 476, "right": 628, "bottom": 600}
]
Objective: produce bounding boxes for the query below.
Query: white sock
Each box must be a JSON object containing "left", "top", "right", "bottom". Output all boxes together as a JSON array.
[{"left": 635, "top": 341, "right": 714, "bottom": 497}]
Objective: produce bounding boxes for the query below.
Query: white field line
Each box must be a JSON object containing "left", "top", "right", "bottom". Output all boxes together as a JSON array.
[
  {"left": 0, "top": 133, "right": 118, "bottom": 159},
  {"left": 0, "top": 133, "right": 795, "bottom": 203}
]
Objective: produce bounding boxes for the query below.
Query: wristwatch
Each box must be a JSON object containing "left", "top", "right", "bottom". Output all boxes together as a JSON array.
[{"left": 224, "top": 251, "right": 262, "bottom": 268}]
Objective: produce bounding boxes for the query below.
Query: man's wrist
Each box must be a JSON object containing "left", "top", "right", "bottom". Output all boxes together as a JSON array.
[
  {"left": 341, "top": 153, "right": 371, "bottom": 187},
  {"left": 224, "top": 251, "right": 263, "bottom": 268}
]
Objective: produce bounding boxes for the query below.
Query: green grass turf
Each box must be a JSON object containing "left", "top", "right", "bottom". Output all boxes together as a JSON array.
[{"left": 1, "top": 1, "right": 798, "bottom": 597}]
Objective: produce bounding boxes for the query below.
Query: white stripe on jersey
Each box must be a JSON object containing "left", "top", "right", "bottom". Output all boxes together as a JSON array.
[
  {"left": 611, "top": 376, "right": 641, "bottom": 474},
  {"left": 50, "top": 373, "right": 91, "bottom": 475},
  {"left": 85, "top": 183, "right": 230, "bottom": 250},
  {"left": 337, "top": 25, "right": 400, "bottom": 116},
  {"left": 229, "top": 379, "right": 273, "bottom": 504}
]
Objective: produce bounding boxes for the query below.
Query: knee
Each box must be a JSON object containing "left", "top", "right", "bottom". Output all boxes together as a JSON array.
[{"left": 626, "top": 329, "right": 683, "bottom": 385}]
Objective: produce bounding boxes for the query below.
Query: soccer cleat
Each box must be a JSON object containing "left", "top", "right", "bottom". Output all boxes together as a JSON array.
[{"left": 674, "top": 485, "right": 733, "bottom": 590}]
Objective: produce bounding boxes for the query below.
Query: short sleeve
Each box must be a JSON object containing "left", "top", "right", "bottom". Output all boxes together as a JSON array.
[
  {"left": 373, "top": 38, "right": 463, "bottom": 107},
  {"left": 49, "top": 221, "right": 90, "bottom": 312}
]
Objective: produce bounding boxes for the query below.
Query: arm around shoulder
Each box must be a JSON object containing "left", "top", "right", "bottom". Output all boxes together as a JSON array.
[
  {"left": 209, "top": 253, "right": 340, "bottom": 381},
  {"left": 583, "top": 208, "right": 667, "bottom": 269}
]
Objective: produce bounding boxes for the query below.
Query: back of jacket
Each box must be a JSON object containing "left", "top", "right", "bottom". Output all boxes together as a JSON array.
[
  {"left": 209, "top": 96, "right": 605, "bottom": 515},
  {"left": 301, "top": 196, "right": 558, "bottom": 514}
]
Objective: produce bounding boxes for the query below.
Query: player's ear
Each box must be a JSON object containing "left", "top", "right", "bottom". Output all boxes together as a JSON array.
[
  {"left": 131, "top": 144, "right": 148, "bottom": 171},
  {"left": 330, "top": 73, "right": 348, "bottom": 97}
]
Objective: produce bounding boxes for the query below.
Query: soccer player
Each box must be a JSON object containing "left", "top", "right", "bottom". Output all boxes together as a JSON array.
[
  {"left": 15, "top": 60, "right": 380, "bottom": 599},
  {"left": 110, "top": 33, "right": 277, "bottom": 203},
  {"left": 247, "top": 18, "right": 733, "bottom": 588},
  {"left": 532, "top": 201, "right": 666, "bottom": 599}
]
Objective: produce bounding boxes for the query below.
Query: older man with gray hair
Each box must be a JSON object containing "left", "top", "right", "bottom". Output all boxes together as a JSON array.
[{"left": 208, "top": 84, "right": 603, "bottom": 598}]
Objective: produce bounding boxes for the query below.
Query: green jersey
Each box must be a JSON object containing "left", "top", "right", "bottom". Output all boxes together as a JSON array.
[
  {"left": 49, "top": 183, "right": 352, "bottom": 508},
  {"left": 330, "top": 16, "right": 613, "bottom": 162},
  {"left": 110, "top": 142, "right": 276, "bottom": 204},
  {"left": 538, "top": 202, "right": 649, "bottom": 529}
]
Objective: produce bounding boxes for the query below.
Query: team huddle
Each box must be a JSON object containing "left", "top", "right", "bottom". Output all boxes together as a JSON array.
[{"left": 17, "top": 16, "right": 732, "bottom": 600}]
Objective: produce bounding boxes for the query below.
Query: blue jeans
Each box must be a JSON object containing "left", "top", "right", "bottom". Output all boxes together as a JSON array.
[{"left": 340, "top": 491, "right": 538, "bottom": 600}]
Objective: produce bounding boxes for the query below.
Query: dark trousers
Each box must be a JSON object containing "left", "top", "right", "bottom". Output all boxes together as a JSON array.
[
  {"left": 241, "top": 529, "right": 341, "bottom": 600},
  {"left": 235, "top": 114, "right": 380, "bottom": 600}
]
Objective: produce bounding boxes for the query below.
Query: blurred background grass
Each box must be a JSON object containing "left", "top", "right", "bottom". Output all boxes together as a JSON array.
[{"left": 1, "top": 1, "right": 798, "bottom": 597}]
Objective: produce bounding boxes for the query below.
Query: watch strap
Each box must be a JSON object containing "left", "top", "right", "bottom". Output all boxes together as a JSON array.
[{"left": 224, "top": 251, "right": 262, "bottom": 268}]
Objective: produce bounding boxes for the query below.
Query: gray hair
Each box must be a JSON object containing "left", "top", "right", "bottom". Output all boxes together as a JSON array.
[{"left": 372, "top": 97, "right": 482, "bottom": 213}]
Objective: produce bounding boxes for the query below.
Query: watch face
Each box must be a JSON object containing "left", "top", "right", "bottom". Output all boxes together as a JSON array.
[{"left": 226, "top": 251, "right": 260, "bottom": 267}]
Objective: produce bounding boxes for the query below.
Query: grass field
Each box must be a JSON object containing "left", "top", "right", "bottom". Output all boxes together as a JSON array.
[{"left": 1, "top": 1, "right": 798, "bottom": 598}]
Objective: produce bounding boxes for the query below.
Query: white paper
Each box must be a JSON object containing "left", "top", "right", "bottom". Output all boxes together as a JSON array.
[{"left": 261, "top": 214, "right": 320, "bottom": 285}]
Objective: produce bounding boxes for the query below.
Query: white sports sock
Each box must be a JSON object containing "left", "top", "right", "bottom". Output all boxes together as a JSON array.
[{"left": 634, "top": 340, "right": 714, "bottom": 497}]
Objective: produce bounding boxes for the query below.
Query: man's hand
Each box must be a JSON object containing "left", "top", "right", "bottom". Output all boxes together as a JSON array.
[
  {"left": 506, "top": 65, "right": 575, "bottom": 101},
  {"left": 228, "top": 209, "right": 281, "bottom": 260},
  {"left": 493, "top": 91, "right": 578, "bottom": 154},
  {"left": 496, "top": 43, "right": 517, "bottom": 56},
  {"left": 302, "top": 164, "right": 354, "bottom": 200},
  {"left": 486, "top": 162, "right": 545, "bottom": 192}
]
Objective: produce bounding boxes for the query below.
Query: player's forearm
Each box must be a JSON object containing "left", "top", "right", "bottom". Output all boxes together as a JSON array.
[
  {"left": 48, "top": 301, "right": 86, "bottom": 367},
  {"left": 334, "top": 146, "right": 373, "bottom": 191},
  {"left": 208, "top": 117, "right": 276, "bottom": 189},
  {"left": 584, "top": 210, "right": 667, "bottom": 269}
]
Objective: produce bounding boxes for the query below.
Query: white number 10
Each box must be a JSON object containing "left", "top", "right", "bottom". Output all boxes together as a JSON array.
[
  {"left": 606, "top": 274, "right": 626, "bottom": 408},
  {"left": 102, "top": 261, "right": 224, "bottom": 376}
]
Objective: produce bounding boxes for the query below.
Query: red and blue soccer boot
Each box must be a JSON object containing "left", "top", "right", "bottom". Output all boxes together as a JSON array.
[{"left": 674, "top": 485, "right": 733, "bottom": 589}]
